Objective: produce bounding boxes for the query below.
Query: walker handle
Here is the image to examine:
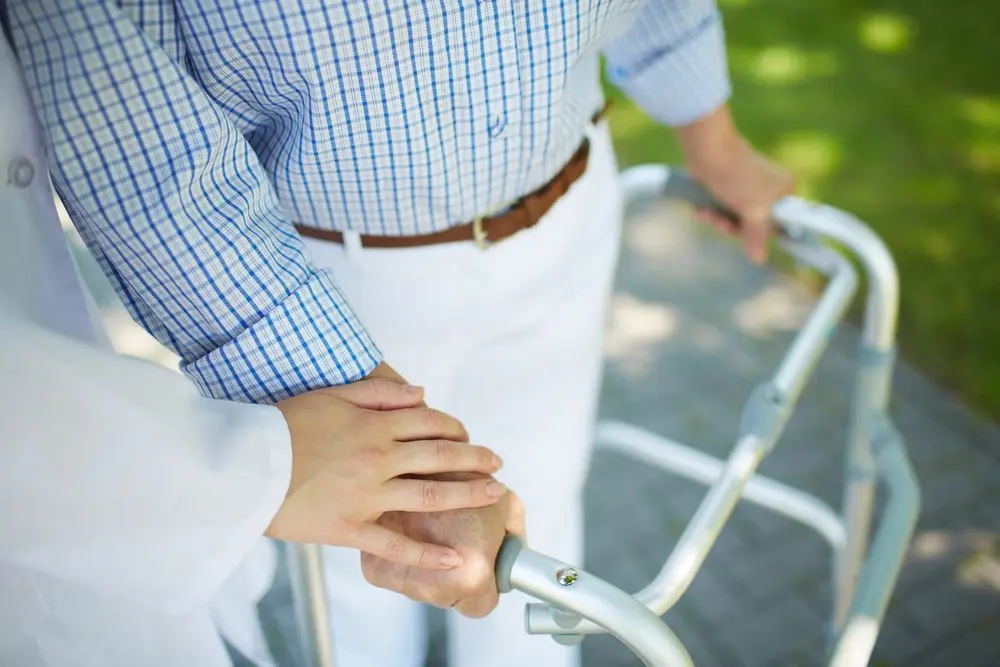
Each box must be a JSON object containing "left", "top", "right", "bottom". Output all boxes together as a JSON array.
[
  {"left": 661, "top": 169, "right": 738, "bottom": 224},
  {"left": 659, "top": 168, "right": 789, "bottom": 238}
]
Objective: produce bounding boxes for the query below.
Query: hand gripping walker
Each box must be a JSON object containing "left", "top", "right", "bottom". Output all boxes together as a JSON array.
[{"left": 287, "top": 164, "right": 921, "bottom": 667}]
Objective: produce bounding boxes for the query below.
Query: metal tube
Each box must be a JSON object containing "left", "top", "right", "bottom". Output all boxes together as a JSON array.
[
  {"left": 595, "top": 421, "right": 845, "bottom": 549},
  {"left": 828, "top": 417, "right": 920, "bottom": 666},
  {"left": 527, "top": 436, "right": 772, "bottom": 637},
  {"left": 529, "top": 253, "right": 854, "bottom": 637},
  {"left": 771, "top": 256, "right": 857, "bottom": 403},
  {"left": 287, "top": 543, "right": 336, "bottom": 667},
  {"left": 835, "top": 380, "right": 880, "bottom": 629},
  {"left": 637, "top": 435, "right": 767, "bottom": 615},
  {"left": 528, "top": 419, "right": 846, "bottom": 638},
  {"left": 619, "top": 229, "right": 856, "bottom": 619},
  {"left": 834, "top": 344, "right": 897, "bottom": 630},
  {"left": 771, "top": 197, "right": 900, "bottom": 350},
  {"left": 510, "top": 549, "right": 695, "bottom": 667},
  {"left": 770, "top": 199, "right": 902, "bottom": 631}
]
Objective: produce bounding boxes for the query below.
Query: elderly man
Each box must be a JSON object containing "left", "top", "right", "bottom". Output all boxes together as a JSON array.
[
  {"left": 0, "top": 24, "right": 521, "bottom": 667},
  {"left": 7, "top": 1, "right": 794, "bottom": 666}
]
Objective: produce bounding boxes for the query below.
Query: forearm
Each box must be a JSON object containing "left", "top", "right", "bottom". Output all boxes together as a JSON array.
[
  {"left": 8, "top": 0, "right": 380, "bottom": 403},
  {"left": 673, "top": 102, "right": 752, "bottom": 177}
]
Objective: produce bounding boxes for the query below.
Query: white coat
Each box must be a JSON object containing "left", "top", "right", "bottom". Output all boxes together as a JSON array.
[{"left": 0, "top": 32, "right": 293, "bottom": 667}]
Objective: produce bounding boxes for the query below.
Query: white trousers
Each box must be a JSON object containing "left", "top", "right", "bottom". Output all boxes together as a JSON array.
[{"left": 302, "top": 120, "right": 622, "bottom": 667}]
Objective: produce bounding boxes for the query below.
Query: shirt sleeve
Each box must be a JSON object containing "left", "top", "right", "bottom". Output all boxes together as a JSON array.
[
  {"left": 603, "top": 0, "right": 732, "bottom": 127},
  {"left": 7, "top": 0, "right": 381, "bottom": 404}
]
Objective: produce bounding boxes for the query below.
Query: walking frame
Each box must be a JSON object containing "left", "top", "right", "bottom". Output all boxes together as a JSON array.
[{"left": 286, "top": 164, "right": 921, "bottom": 667}]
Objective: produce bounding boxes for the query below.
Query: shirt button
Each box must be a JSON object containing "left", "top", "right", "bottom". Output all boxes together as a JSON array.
[{"left": 488, "top": 114, "right": 507, "bottom": 138}]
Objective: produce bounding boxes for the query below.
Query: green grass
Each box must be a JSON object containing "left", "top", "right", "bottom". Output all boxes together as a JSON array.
[{"left": 603, "top": 0, "right": 1000, "bottom": 419}]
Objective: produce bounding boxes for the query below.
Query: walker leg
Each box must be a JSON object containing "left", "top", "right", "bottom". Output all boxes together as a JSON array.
[
  {"left": 834, "top": 346, "right": 895, "bottom": 634},
  {"left": 286, "top": 542, "right": 337, "bottom": 667}
]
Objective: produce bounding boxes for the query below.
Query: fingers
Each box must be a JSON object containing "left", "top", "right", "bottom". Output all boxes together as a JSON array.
[
  {"left": 386, "top": 440, "right": 502, "bottom": 477},
  {"left": 694, "top": 208, "right": 738, "bottom": 236},
  {"left": 383, "top": 476, "right": 507, "bottom": 512},
  {"left": 351, "top": 523, "right": 464, "bottom": 570},
  {"left": 694, "top": 208, "right": 770, "bottom": 264},
  {"left": 321, "top": 377, "right": 426, "bottom": 410},
  {"left": 382, "top": 406, "right": 470, "bottom": 443},
  {"left": 741, "top": 209, "right": 772, "bottom": 265}
]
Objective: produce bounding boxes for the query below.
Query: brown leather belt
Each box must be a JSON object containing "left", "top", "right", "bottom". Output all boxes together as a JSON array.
[{"left": 293, "top": 102, "right": 610, "bottom": 249}]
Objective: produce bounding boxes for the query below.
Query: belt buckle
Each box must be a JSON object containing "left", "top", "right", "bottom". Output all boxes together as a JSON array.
[{"left": 472, "top": 215, "right": 491, "bottom": 250}]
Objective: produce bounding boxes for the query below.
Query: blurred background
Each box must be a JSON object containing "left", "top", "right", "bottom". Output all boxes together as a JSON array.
[
  {"left": 606, "top": 0, "right": 1000, "bottom": 422},
  {"left": 64, "top": 1, "right": 999, "bottom": 665}
]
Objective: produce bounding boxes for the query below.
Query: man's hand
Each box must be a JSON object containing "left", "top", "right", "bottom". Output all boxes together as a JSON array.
[
  {"left": 266, "top": 378, "right": 507, "bottom": 570},
  {"left": 675, "top": 104, "right": 797, "bottom": 264},
  {"left": 360, "top": 482, "right": 526, "bottom": 618},
  {"left": 352, "top": 361, "right": 528, "bottom": 616}
]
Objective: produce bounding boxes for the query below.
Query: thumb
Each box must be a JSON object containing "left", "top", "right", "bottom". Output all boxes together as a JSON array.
[{"left": 323, "top": 377, "right": 426, "bottom": 410}]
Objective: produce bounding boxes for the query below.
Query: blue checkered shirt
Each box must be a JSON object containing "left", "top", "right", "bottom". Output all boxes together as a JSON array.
[{"left": 8, "top": 0, "right": 730, "bottom": 403}]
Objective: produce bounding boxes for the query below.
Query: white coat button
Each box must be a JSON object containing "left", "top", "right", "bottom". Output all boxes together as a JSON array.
[{"left": 8, "top": 157, "right": 34, "bottom": 188}]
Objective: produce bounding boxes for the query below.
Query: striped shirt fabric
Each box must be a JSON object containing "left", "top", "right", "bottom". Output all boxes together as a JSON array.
[{"left": 8, "top": 0, "right": 730, "bottom": 403}]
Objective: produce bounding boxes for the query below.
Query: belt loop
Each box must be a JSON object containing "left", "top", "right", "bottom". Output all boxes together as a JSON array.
[{"left": 343, "top": 230, "right": 364, "bottom": 259}]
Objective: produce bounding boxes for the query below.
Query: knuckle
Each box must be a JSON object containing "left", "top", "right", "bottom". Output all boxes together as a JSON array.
[
  {"left": 420, "top": 480, "right": 443, "bottom": 508},
  {"left": 417, "top": 581, "right": 450, "bottom": 608},
  {"left": 434, "top": 439, "right": 455, "bottom": 463},
  {"left": 422, "top": 408, "right": 444, "bottom": 431},
  {"left": 383, "top": 535, "right": 407, "bottom": 560}
]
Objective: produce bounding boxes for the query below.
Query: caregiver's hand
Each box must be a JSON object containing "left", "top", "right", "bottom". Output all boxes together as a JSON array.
[{"left": 266, "top": 377, "right": 505, "bottom": 570}]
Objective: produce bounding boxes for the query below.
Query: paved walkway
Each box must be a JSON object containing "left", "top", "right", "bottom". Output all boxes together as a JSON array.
[{"left": 69, "top": 191, "right": 1000, "bottom": 666}]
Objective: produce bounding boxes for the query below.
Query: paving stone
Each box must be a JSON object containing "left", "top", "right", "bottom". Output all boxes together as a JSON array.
[
  {"left": 583, "top": 607, "right": 732, "bottom": 667},
  {"left": 721, "top": 532, "right": 831, "bottom": 608},
  {"left": 898, "top": 570, "right": 1000, "bottom": 641},
  {"left": 867, "top": 617, "right": 925, "bottom": 666},
  {"left": 715, "top": 592, "right": 827, "bottom": 666},
  {"left": 907, "top": 613, "right": 1000, "bottom": 667}
]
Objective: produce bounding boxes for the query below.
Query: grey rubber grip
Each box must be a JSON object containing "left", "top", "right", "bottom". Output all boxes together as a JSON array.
[
  {"left": 662, "top": 168, "right": 790, "bottom": 238},
  {"left": 662, "top": 169, "right": 740, "bottom": 225},
  {"left": 495, "top": 535, "right": 524, "bottom": 594}
]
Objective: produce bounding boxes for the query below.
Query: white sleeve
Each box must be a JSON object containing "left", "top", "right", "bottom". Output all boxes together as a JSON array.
[{"left": 0, "top": 311, "right": 292, "bottom": 615}]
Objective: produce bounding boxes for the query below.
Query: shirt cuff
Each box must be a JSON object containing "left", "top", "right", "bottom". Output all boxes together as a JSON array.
[
  {"left": 183, "top": 270, "right": 382, "bottom": 404},
  {"left": 605, "top": 10, "right": 732, "bottom": 127}
]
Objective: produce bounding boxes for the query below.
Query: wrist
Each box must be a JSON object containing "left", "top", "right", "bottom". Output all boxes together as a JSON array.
[{"left": 675, "top": 104, "right": 747, "bottom": 178}]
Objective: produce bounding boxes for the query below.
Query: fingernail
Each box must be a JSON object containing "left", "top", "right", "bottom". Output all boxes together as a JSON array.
[
  {"left": 492, "top": 455, "right": 503, "bottom": 469},
  {"left": 404, "top": 384, "right": 423, "bottom": 394},
  {"left": 487, "top": 482, "right": 507, "bottom": 498},
  {"left": 440, "top": 552, "right": 463, "bottom": 568}
]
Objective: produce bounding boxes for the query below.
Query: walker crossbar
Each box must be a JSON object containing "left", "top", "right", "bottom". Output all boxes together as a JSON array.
[{"left": 288, "top": 164, "right": 920, "bottom": 667}]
